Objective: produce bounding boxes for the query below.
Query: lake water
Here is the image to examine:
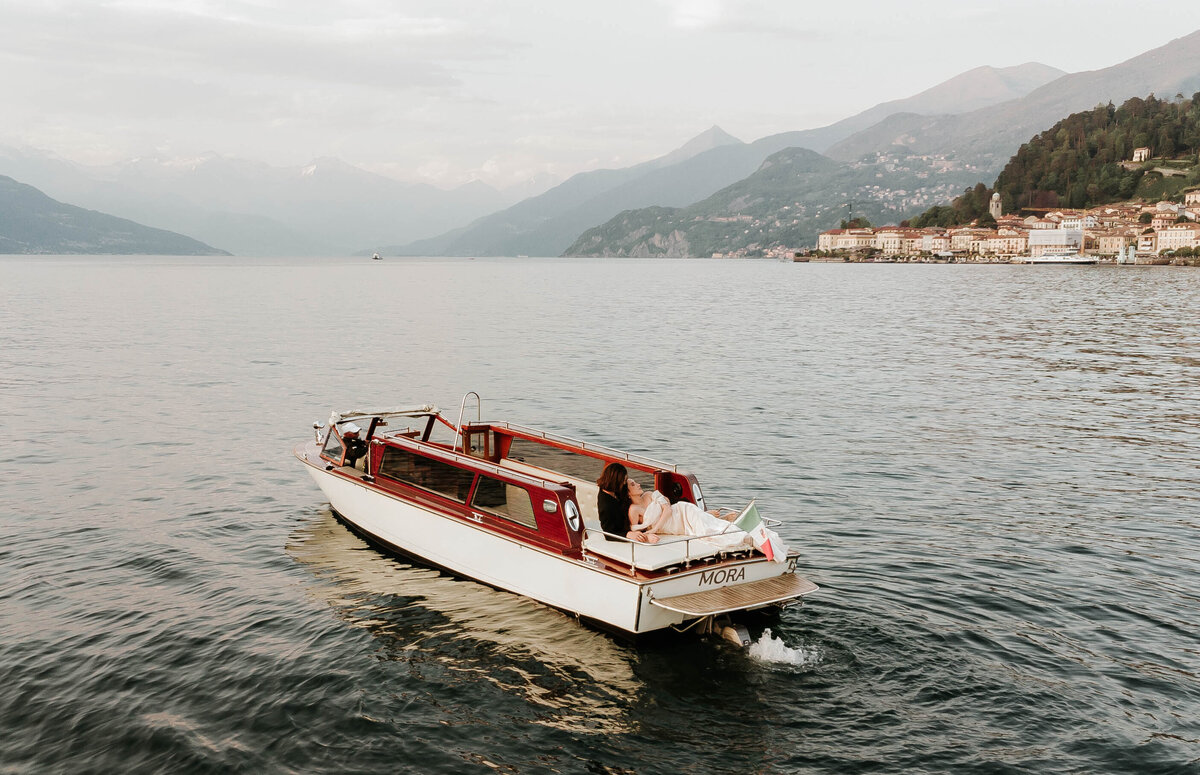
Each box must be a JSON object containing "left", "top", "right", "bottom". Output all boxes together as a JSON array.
[{"left": 1, "top": 256, "right": 1198, "bottom": 774}]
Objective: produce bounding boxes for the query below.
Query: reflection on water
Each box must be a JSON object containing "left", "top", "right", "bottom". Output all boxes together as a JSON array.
[{"left": 286, "top": 510, "right": 642, "bottom": 735}]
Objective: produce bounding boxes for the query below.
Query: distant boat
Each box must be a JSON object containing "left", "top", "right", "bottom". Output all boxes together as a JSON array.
[
  {"left": 1026, "top": 249, "right": 1096, "bottom": 265},
  {"left": 371, "top": 253, "right": 381, "bottom": 261}
]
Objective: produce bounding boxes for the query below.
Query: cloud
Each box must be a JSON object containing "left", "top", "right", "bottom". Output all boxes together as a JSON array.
[
  {"left": 0, "top": 0, "right": 1193, "bottom": 189},
  {"left": 658, "top": 0, "right": 813, "bottom": 38},
  {"left": 0, "top": 0, "right": 536, "bottom": 169},
  {"left": 665, "top": 0, "right": 724, "bottom": 29},
  {"left": 0, "top": 3, "right": 487, "bottom": 91}
]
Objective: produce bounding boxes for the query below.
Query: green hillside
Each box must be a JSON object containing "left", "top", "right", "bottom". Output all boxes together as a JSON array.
[
  {"left": 905, "top": 94, "right": 1200, "bottom": 228},
  {"left": 994, "top": 94, "right": 1200, "bottom": 210},
  {"left": 0, "top": 175, "right": 229, "bottom": 255}
]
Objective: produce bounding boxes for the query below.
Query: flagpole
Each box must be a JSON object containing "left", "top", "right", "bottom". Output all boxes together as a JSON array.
[{"left": 719, "top": 499, "right": 755, "bottom": 534}]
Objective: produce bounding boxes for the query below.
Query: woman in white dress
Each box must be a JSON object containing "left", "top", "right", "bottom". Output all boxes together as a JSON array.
[{"left": 622, "top": 478, "right": 753, "bottom": 550}]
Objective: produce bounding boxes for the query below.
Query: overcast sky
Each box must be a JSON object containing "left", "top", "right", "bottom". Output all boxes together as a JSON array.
[{"left": 2, "top": 1, "right": 1198, "bottom": 191}]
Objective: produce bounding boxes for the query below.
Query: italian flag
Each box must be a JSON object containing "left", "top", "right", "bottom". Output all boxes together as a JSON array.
[{"left": 732, "top": 500, "right": 774, "bottom": 561}]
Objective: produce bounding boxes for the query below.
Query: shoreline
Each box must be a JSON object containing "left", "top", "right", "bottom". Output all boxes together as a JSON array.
[{"left": 796, "top": 257, "right": 1196, "bottom": 267}]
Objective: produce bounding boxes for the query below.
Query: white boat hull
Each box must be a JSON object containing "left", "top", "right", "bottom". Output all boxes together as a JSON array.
[
  {"left": 305, "top": 465, "right": 800, "bottom": 636},
  {"left": 1026, "top": 255, "right": 1097, "bottom": 264}
]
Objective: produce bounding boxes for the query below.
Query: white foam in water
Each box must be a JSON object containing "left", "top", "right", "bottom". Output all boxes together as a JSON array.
[{"left": 747, "top": 628, "right": 820, "bottom": 667}]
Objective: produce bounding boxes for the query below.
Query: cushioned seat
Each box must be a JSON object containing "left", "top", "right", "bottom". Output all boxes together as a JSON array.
[
  {"left": 581, "top": 531, "right": 727, "bottom": 570},
  {"left": 498, "top": 457, "right": 727, "bottom": 570}
]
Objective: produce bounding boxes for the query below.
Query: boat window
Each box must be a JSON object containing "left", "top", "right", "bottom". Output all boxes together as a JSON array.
[
  {"left": 378, "top": 447, "right": 475, "bottom": 502},
  {"left": 505, "top": 438, "right": 607, "bottom": 481},
  {"left": 464, "top": 429, "right": 493, "bottom": 460},
  {"left": 471, "top": 474, "right": 538, "bottom": 529},
  {"left": 321, "top": 429, "right": 345, "bottom": 463}
]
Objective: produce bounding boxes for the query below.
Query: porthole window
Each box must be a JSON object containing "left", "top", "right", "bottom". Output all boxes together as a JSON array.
[{"left": 564, "top": 500, "right": 581, "bottom": 532}]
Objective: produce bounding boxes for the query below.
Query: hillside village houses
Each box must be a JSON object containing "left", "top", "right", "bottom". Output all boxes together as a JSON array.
[{"left": 816, "top": 191, "right": 1200, "bottom": 262}]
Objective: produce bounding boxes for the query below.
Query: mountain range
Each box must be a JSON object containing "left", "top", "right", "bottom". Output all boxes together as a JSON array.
[
  {"left": 825, "top": 30, "right": 1200, "bottom": 167},
  {"left": 0, "top": 149, "right": 512, "bottom": 256},
  {"left": 386, "top": 62, "right": 1069, "bottom": 258},
  {"left": 0, "top": 59, "right": 1068, "bottom": 258},
  {"left": 771, "top": 62, "right": 1066, "bottom": 155},
  {"left": 569, "top": 30, "right": 1200, "bottom": 257},
  {"left": 3, "top": 30, "right": 1200, "bottom": 258},
  {"left": 0, "top": 175, "right": 226, "bottom": 255}
]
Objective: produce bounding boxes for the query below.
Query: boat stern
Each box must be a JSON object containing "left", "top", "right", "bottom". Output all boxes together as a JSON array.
[{"left": 636, "top": 553, "right": 818, "bottom": 635}]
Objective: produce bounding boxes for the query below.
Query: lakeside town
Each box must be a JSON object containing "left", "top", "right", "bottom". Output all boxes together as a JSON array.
[
  {"left": 809, "top": 185, "right": 1200, "bottom": 265},
  {"left": 787, "top": 143, "right": 1200, "bottom": 265}
]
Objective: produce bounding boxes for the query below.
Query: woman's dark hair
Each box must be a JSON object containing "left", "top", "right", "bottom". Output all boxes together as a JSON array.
[
  {"left": 596, "top": 462, "right": 628, "bottom": 495},
  {"left": 616, "top": 476, "right": 635, "bottom": 516},
  {"left": 596, "top": 462, "right": 630, "bottom": 535}
]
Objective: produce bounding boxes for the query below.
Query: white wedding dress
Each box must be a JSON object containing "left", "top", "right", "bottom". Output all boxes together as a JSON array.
[{"left": 639, "top": 492, "right": 753, "bottom": 550}]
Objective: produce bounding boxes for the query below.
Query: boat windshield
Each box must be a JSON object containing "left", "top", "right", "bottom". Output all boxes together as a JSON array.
[{"left": 321, "top": 428, "right": 345, "bottom": 461}]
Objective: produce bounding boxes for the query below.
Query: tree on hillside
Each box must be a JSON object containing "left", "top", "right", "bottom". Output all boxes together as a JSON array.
[
  {"left": 909, "top": 183, "right": 995, "bottom": 228},
  {"left": 908, "top": 93, "right": 1200, "bottom": 229},
  {"left": 995, "top": 93, "right": 1200, "bottom": 211}
]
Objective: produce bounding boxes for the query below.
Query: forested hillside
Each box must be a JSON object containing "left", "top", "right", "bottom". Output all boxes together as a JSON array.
[
  {"left": 906, "top": 183, "right": 998, "bottom": 228},
  {"left": 994, "top": 93, "right": 1200, "bottom": 211},
  {"left": 907, "top": 94, "right": 1200, "bottom": 228}
]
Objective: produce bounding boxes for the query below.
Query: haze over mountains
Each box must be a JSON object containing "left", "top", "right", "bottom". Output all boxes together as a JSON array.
[
  {"left": 2, "top": 31, "right": 1199, "bottom": 257},
  {"left": 386, "top": 62, "right": 1067, "bottom": 258},
  {"left": 776, "top": 62, "right": 1066, "bottom": 155},
  {"left": 570, "top": 30, "right": 1200, "bottom": 257},
  {"left": 0, "top": 175, "right": 226, "bottom": 255},
  {"left": 826, "top": 30, "right": 1200, "bottom": 167},
  {"left": 0, "top": 148, "right": 511, "bottom": 256}
]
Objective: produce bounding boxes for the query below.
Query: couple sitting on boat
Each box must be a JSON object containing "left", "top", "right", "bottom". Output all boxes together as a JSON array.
[{"left": 595, "top": 463, "right": 786, "bottom": 559}]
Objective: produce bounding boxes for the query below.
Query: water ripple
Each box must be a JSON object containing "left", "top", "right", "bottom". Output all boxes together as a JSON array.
[{"left": 1, "top": 258, "right": 1198, "bottom": 773}]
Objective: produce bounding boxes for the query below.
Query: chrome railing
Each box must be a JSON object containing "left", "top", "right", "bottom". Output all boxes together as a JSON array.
[
  {"left": 453, "top": 391, "right": 481, "bottom": 452},
  {"left": 581, "top": 525, "right": 754, "bottom": 574},
  {"left": 706, "top": 504, "right": 782, "bottom": 528}
]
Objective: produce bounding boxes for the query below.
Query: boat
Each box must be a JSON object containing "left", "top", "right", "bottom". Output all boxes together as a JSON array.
[
  {"left": 295, "top": 395, "right": 819, "bottom": 643},
  {"left": 1025, "top": 249, "right": 1097, "bottom": 265},
  {"left": 371, "top": 252, "right": 381, "bottom": 260}
]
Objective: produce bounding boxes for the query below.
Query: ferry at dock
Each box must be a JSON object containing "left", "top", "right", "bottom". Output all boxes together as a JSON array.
[
  {"left": 295, "top": 397, "right": 818, "bottom": 642},
  {"left": 1024, "top": 248, "right": 1097, "bottom": 264}
]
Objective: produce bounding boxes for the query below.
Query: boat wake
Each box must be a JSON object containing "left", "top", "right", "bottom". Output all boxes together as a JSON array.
[{"left": 747, "top": 628, "right": 820, "bottom": 667}]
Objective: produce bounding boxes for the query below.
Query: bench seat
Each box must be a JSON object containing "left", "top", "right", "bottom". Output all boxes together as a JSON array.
[{"left": 581, "top": 531, "right": 733, "bottom": 570}]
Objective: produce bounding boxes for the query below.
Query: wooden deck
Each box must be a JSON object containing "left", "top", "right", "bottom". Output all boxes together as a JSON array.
[{"left": 649, "top": 573, "right": 819, "bottom": 616}]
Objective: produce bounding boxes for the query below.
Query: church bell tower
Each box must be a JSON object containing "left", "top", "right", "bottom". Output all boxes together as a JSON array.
[{"left": 989, "top": 192, "right": 1002, "bottom": 220}]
